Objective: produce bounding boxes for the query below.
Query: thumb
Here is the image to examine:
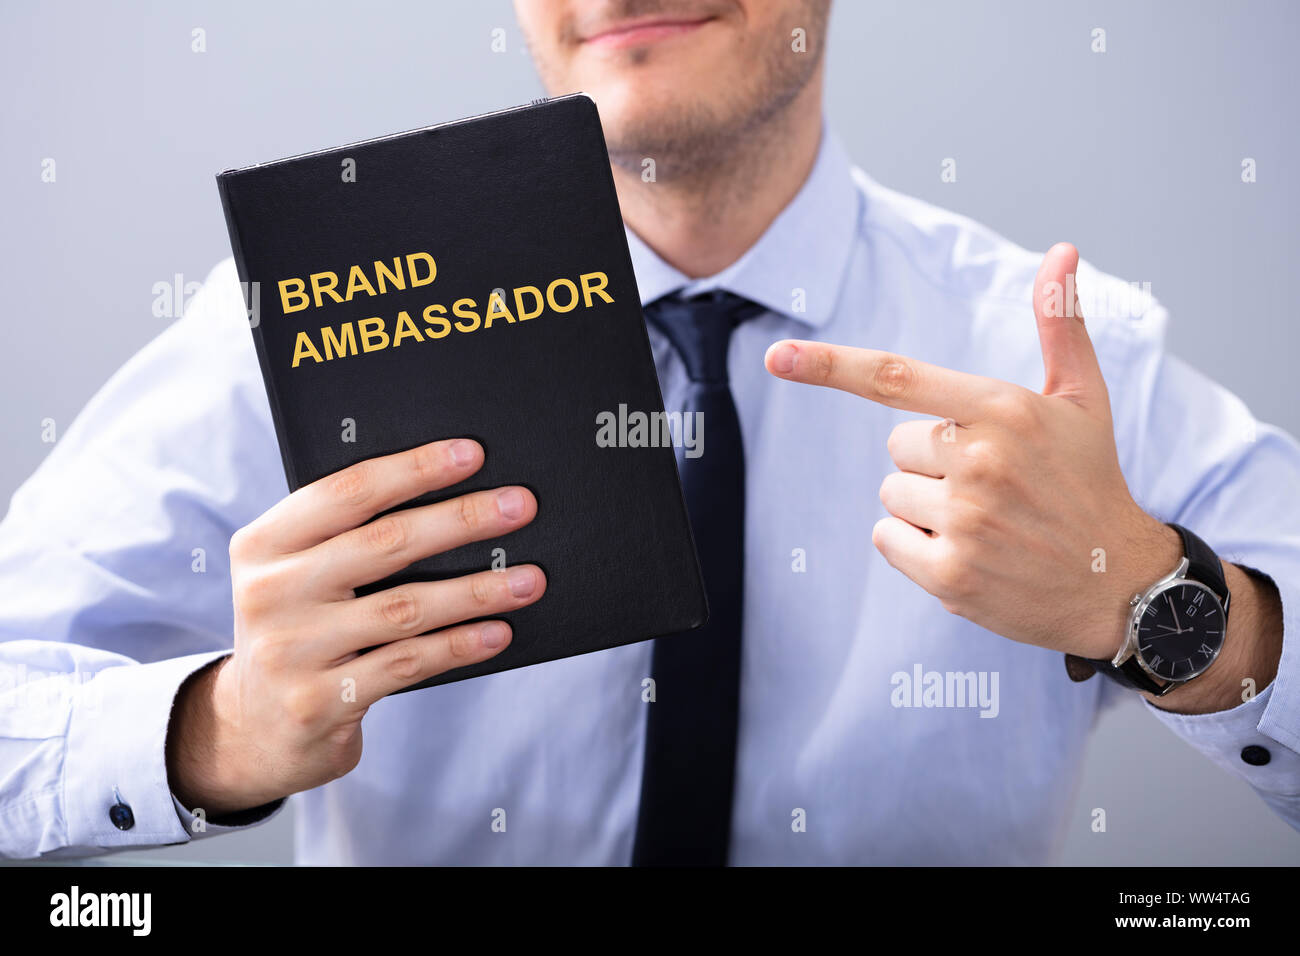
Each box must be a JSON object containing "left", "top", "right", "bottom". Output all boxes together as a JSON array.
[{"left": 1032, "top": 242, "right": 1106, "bottom": 405}]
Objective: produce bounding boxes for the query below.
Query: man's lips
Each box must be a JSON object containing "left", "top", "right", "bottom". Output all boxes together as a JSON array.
[{"left": 579, "top": 16, "right": 714, "bottom": 50}]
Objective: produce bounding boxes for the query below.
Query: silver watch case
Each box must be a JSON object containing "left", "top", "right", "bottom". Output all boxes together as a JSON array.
[{"left": 1115, "top": 556, "right": 1229, "bottom": 687}]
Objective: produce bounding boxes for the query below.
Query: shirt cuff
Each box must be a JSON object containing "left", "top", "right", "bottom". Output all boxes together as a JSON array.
[
  {"left": 1143, "top": 681, "right": 1300, "bottom": 796},
  {"left": 63, "top": 649, "right": 242, "bottom": 850},
  {"left": 170, "top": 792, "right": 286, "bottom": 838}
]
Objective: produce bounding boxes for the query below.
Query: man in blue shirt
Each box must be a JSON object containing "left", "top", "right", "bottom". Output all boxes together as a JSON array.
[{"left": 1, "top": 0, "right": 1296, "bottom": 863}]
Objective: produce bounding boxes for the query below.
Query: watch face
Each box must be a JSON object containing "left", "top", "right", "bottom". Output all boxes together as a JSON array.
[{"left": 1134, "top": 580, "right": 1225, "bottom": 682}]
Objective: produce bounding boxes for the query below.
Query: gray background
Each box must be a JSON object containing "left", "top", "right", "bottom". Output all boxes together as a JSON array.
[{"left": 1, "top": 0, "right": 1297, "bottom": 865}]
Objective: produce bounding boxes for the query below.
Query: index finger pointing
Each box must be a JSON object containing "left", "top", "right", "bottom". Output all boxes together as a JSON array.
[{"left": 764, "top": 339, "right": 1000, "bottom": 419}]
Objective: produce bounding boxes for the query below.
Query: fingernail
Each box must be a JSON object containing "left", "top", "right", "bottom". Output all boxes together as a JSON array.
[
  {"left": 497, "top": 488, "right": 525, "bottom": 520},
  {"left": 480, "top": 621, "right": 510, "bottom": 649},
  {"left": 507, "top": 566, "right": 537, "bottom": 598},
  {"left": 769, "top": 343, "right": 797, "bottom": 374},
  {"left": 449, "top": 439, "right": 477, "bottom": 466}
]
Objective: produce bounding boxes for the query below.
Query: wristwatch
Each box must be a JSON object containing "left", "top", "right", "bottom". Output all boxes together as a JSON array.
[{"left": 1067, "top": 523, "right": 1230, "bottom": 697}]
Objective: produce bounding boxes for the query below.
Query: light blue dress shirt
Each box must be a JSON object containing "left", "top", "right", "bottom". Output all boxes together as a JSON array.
[{"left": 2, "top": 125, "right": 1298, "bottom": 864}]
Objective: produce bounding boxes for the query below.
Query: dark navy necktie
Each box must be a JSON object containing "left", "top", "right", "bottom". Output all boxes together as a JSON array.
[{"left": 632, "top": 290, "right": 765, "bottom": 867}]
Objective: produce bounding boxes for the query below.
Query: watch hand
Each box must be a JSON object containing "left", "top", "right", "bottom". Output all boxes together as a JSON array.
[{"left": 1166, "top": 593, "right": 1182, "bottom": 632}]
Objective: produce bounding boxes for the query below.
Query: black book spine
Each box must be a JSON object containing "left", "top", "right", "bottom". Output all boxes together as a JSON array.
[{"left": 215, "top": 174, "right": 303, "bottom": 492}]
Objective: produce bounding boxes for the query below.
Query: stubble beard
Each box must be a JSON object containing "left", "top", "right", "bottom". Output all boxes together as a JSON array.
[{"left": 603, "top": 34, "right": 825, "bottom": 191}]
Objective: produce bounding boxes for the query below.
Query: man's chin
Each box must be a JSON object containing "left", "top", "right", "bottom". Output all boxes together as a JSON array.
[{"left": 586, "top": 88, "right": 706, "bottom": 152}]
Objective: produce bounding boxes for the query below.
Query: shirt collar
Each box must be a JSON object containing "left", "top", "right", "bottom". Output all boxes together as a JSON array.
[{"left": 624, "top": 120, "right": 860, "bottom": 328}]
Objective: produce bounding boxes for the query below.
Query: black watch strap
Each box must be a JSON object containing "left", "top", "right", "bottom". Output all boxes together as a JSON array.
[
  {"left": 1066, "top": 523, "right": 1228, "bottom": 695},
  {"left": 1171, "top": 523, "right": 1229, "bottom": 604},
  {"left": 1091, "top": 655, "right": 1167, "bottom": 695}
]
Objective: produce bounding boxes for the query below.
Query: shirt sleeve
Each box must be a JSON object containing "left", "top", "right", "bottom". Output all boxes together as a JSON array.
[
  {"left": 0, "top": 259, "right": 288, "bottom": 858},
  {"left": 1097, "top": 299, "right": 1300, "bottom": 830}
]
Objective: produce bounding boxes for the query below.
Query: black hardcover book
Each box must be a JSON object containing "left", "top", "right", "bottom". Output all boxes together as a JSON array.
[{"left": 216, "top": 94, "right": 706, "bottom": 690}]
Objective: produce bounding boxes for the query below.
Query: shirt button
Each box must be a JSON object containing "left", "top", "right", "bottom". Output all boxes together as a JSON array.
[
  {"left": 1240, "top": 745, "right": 1271, "bottom": 766},
  {"left": 109, "top": 802, "right": 135, "bottom": 830}
]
